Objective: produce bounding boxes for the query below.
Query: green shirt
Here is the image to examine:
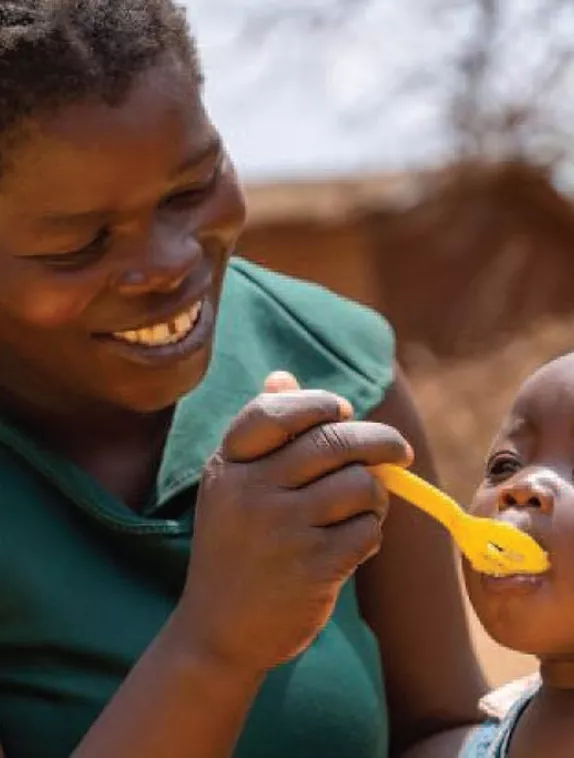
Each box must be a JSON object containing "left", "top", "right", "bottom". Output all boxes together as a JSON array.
[{"left": 0, "top": 258, "right": 395, "bottom": 758}]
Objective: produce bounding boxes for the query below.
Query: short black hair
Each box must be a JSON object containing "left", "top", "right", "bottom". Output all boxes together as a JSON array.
[{"left": 0, "top": 0, "right": 201, "bottom": 172}]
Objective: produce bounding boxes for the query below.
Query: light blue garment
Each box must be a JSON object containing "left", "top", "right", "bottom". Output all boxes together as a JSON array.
[{"left": 460, "top": 685, "right": 539, "bottom": 757}]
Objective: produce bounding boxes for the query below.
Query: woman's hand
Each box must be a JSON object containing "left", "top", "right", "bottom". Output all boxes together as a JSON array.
[{"left": 177, "top": 372, "right": 412, "bottom": 676}]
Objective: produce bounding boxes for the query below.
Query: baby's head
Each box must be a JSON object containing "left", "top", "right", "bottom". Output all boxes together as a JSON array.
[{"left": 464, "top": 353, "right": 574, "bottom": 661}]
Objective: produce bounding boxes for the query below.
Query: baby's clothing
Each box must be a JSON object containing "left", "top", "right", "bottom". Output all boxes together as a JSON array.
[{"left": 460, "top": 675, "right": 540, "bottom": 757}]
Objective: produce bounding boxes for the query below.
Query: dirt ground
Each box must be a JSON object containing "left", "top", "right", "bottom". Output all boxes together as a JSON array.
[{"left": 406, "top": 317, "right": 574, "bottom": 687}]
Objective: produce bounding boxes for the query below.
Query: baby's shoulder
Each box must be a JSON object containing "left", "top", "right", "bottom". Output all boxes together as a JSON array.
[
  {"left": 460, "top": 674, "right": 541, "bottom": 757},
  {"left": 479, "top": 673, "right": 541, "bottom": 720}
]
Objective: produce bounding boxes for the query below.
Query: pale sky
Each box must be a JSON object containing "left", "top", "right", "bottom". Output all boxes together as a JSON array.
[{"left": 183, "top": 0, "right": 574, "bottom": 184}]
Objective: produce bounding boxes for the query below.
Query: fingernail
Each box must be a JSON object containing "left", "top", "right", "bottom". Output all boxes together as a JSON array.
[
  {"left": 337, "top": 397, "right": 354, "bottom": 420},
  {"left": 268, "top": 370, "right": 297, "bottom": 383},
  {"left": 264, "top": 371, "right": 301, "bottom": 392}
]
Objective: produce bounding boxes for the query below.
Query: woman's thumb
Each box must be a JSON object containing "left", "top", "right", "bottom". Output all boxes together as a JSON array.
[{"left": 264, "top": 371, "right": 301, "bottom": 393}]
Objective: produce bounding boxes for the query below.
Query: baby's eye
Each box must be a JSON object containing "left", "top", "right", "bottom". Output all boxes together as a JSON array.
[{"left": 485, "top": 453, "right": 522, "bottom": 483}]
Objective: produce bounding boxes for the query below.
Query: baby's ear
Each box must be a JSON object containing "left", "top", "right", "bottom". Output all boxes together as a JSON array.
[{"left": 479, "top": 673, "right": 541, "bottom": 720}]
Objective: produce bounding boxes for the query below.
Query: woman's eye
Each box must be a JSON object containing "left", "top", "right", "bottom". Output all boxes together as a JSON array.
[
  {"left": 163, "top": 165, "right": 221, "bottom": 209},
  {"left": 38, "top": 228, "right": 111, "bottom": 271},
  {"left": 164, "top": 186, "right": 210, "bottom": 207},
  {"left": 486, "top": 454, "right": 522, "bottom": 482}
]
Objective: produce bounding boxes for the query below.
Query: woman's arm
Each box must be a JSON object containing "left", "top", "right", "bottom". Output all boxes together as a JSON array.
[
  {"left": 0, "top": 369, "right": 480, "bottom": 758},
  {"left": 72, "top": 614, "right": 264, "bottom": 758},
  {"left": 356, "top": 365, "right": 486, "bottom": 755},
  {"left": 0, "top": 379, "right": 412, "bottom": 758},
  {"left": 0, "top": 613, "right": 262, "bottom": 758}
]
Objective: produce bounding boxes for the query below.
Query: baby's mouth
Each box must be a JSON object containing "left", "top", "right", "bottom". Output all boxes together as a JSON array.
[
  {"left": 482, "top": 532, "right": 550, "bottom": 580},
  {"left": 109, "top": 300, "right": 203, "bottom": 348}
]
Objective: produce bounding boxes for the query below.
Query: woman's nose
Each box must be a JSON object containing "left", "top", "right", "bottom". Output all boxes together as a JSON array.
[
  {"left": 115, "top": 266, "right": 189, "bottom": 296},
  {"left": 113, "top": 231, "right": 203, "bottom": 298},
  {"left": 497, "top": 478, "right": 554, "bottom": 515}
]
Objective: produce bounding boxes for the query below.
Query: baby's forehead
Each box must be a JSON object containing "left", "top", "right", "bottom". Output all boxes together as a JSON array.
[{"left": 506, "top": 354, "right": 574, "bottom": 428}]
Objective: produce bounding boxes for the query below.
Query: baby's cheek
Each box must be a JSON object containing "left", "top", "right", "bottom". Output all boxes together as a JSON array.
[{"left": 468, "top": 487, "right": 492, "bottom": 516}]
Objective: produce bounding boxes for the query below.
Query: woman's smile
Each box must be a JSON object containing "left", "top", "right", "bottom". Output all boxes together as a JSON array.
[{"left": 95, "top": 294, "right": 214, "bottom": 368}]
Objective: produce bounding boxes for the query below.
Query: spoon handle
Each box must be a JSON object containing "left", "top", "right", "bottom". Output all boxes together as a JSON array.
[{"left": 372, "top": 464, "right": 460, "bottom": 533}]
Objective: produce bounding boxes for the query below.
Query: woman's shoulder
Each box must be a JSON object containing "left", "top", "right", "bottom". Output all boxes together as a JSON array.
[{"left": 221, "top": 258, "right": 395, "bottom": 415}]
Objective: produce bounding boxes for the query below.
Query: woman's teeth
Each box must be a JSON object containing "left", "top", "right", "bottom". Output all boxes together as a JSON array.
[{"left": 113, "top": 301, "right": 203, "bottom": 347}]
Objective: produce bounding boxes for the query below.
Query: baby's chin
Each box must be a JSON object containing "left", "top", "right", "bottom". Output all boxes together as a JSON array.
[
  {"left": 464, "top": 568, "right": 559, "bottom": 657},
  {"left": 478, "top": 615, "right": 547, "bottom": 657}
]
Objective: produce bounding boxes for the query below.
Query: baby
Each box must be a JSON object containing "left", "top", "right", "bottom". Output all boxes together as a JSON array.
[{"left": 460, "top": 352, "right": 574, "bottom": 757}]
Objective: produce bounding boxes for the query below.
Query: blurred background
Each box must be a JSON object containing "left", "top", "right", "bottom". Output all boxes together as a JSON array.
[{"left": 184, "top": 0, "right": 574, "bottom": 687}]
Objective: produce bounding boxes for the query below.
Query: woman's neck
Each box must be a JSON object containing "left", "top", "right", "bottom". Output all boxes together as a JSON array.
[
  {"left": 0, "top": 380, "right": 172, "bottom": 443},
  {"left": 0, "top": 388, "right": 176, "bottom": 511}
]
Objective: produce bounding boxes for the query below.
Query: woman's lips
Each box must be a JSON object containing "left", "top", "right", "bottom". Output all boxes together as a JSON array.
[
  {"left": 93, "top": 296, "right": 215, "bottom": 368},
  {"left": 110, "top": 300, "right": 203, "bottom": 347}
]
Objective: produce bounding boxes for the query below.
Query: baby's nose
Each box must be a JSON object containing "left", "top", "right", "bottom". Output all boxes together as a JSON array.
[{"left": 497, "top": 479, "right": 554, "bottom": 514}]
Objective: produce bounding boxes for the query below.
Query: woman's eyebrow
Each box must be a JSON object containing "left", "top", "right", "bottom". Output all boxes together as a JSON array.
[{"left": 34, "top": 138, "right": 224, "bottom": 230}]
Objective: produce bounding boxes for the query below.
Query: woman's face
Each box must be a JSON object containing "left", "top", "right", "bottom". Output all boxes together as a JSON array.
[{"left": 0, "top": 60, "right": 246, "bottom": 414}]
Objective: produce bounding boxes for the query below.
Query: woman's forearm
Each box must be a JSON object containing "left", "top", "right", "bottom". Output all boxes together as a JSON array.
[{"left": 72, "top": 612, "right": 264, "bottom": 758}]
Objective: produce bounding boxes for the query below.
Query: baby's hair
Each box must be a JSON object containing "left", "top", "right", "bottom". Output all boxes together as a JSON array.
[{"left": 0, "top": 0, "right": 200, "bottom": 173}]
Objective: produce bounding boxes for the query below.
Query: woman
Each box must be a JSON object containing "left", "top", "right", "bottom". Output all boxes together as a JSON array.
[{"left": 0, "top": 2, "right": 484, "bottom": 757}]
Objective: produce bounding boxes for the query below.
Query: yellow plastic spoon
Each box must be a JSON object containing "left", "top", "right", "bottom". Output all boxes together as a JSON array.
[{"left": 372, "top": 464, "right": 550, "bottom": 576}]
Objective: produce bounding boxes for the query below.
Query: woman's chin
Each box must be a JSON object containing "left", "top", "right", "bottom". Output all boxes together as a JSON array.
[{"left": 104, "top": 344, "right": 213, "bottom": 413}]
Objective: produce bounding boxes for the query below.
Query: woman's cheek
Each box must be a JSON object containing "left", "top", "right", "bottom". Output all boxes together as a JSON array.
[{"left": 0, "top": 274, "right": 101, "bottom": 329}]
